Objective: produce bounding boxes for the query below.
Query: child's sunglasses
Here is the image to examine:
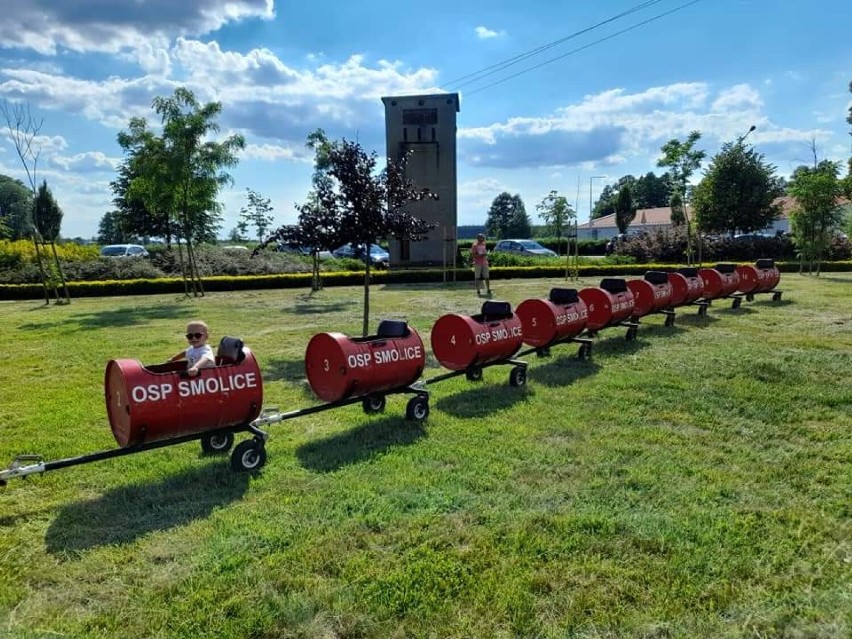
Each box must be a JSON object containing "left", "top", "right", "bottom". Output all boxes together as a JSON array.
[{"left": 186, "top": 332, "right": 206, "bottom": 339}]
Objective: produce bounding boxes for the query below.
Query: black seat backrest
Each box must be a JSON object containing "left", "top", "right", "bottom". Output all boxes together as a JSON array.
[
  {"left": 678, "top": 267, "right": 699, "bottom": 278},
  {"left": 216, "top": 337, "right": 245, "bottom": 366},
  {"left": 644, "top": 271, "right": 669, "bottom": 285},
  {"left": 715, "top": 263, "right": 736, "bottom": 274},
  {"left": 549, "top": 288, "right": 579, "bottom": 305},
  {"left": 377, "top": 319, "right": 409, "bottom": 338},
  {"left": 481, "top": 300, "right": 513, "bottom": 320},
  {"left": 756, "top": 258, "right": 775, "bottom": 269},
  {"left": 600, "top": 278, "right": 627, "bottom": 294}
]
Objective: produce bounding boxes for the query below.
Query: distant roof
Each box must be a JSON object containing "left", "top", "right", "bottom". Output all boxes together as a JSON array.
[
  {"left": 579, "top": 206, "right": 684, "bottom": 230},
  {"left": 578, "top": 195, "right": 851, "bottom": 230}
]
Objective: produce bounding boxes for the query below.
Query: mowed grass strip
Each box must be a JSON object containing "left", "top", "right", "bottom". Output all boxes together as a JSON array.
[{"left": 0, "top": 274, "right": 850, "bottom": 638}]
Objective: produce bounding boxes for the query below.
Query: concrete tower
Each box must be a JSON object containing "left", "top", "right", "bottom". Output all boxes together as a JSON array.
[{"left": 381, "top": 93, "right": 460, "bottom": 266}]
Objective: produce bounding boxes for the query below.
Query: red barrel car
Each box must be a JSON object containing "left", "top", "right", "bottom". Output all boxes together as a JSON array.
[
  {"left": 737, "top": 259, "right": 781, "bottom": 294},
  {"left": 578, "top": 279, "right": 635, "bottom": 332},
  {"left": 627, "top": 271, "right": 673, "bottom": 319},
  {"left": 105, "top": 338, "right": 263, "bottom": 448},
  {"left": 667, "top": 267, "right": 704, "bottom": 308},
  {"left": 516, "top": 288, "right": 588, "bottom": 348},
  {"left": 699, "top": 263, "right": 741, "bottom": 300},
  {"left": 431, "top": 301, "right": 524, "bottom": 371},
  {"left": 305, "top": 320, "right": 426, "bottom": 404}
]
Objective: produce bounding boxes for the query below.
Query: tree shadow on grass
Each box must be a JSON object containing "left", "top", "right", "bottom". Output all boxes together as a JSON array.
[
  {"left": 45, "top": 462, "right": 249, "bottom": 556},
  {"left": 435, "top": 380, "right": 532, "bottom": 418},
  {"left": 748, "top": 298, "right": 794, "bottom": 308},
  {"left": 587, "top": 333, "right": 651, "bottom": 357},
  {"left": 714, "top": 305, "right": 757, "bottom": 316},
  {"left": 296, "top": 416, "right": 427, "bottom": 473},
  {"left": 528, "top": 353, "right": 601, "bottom": 387},
  {"left": 284, "top": 293, "right": 358, "bottom": 315},
  {"left": 18, "top": 304, "right": 187, "bottom": 332},
  {"left": 668, "top": 312, "right": 719, "bottom": 327}
]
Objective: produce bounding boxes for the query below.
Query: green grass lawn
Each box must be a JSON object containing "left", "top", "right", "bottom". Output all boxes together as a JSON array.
[{"left": 0, "top": 273, "right": 850, "bottom": 638}]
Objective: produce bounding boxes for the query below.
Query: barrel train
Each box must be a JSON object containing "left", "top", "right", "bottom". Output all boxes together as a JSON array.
[{"left": 0, "top": 261, "right": 782, "bottom": 484}]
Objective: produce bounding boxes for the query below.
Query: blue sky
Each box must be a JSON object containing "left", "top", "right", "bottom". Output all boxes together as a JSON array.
[{"left": 0, "top": 0, "right": 849, "bottom": 239}]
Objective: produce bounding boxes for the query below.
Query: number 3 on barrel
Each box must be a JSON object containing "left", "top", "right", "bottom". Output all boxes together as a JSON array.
[{"left": 323, "top": 358, "right": 330, "bottom": 372}]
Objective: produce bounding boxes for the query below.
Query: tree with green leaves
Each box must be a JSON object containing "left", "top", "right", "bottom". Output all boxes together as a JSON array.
[
  {"left": 692, "top": 142, "right": 784, "bottom": 235},
  {"left": 0, "top": 99, "right": 69, "bottom": 304},
  {"left": 614, "top": 185, "right": 635, "bottom": 234},
  {"left": 116, "top": 88, "right": 245, "bottom": 297},
  {"left": 485, "top": 193, "right": 530, "bottom": 239},
  {"left": 657, "top": 131, "right": 706, "bottom": 264},
  {"left": 34, "top": 180, "right": 70, "bottom": 301},
  {"left": 303, "top": 138, "right": 434, "bottom": 334},
  {"left": 788, "top": 160, "right": 845, "bottom": 276},
  {"left": 239, "top": 188, "right": 275, "bottom": 242},
  {"left": 258, "top": 129, "right": 346, "bottom": 292},
  {"left": 0, "top": 174, "right": 33, "bottom": 240},
  {"left": 592, "top": 172, "right": 670, "bottom": 219},
  {"left": 97, "top": 210, "right": 135, "bottom": 244},
  {"left": 535, "top": 190, "right": 575, "bottom": 254}
]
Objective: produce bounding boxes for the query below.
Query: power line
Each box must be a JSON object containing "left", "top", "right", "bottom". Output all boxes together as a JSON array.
[
  {"left": 444, "top": 0, "right": 666, "bottom": 92},
  {"left": 463, "top": 0, "right": 704, "bottom": 97}
]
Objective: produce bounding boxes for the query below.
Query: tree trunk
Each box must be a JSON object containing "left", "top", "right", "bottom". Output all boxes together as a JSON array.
[
  {"left": 176, "top": 240, "right": 190, "bottom": 297},
  {"left": 50, "top": 241, "right": 71, "bottom": 304},
  {"left": 30, "top": 235, "right": 51, "bottom": 304},
  {"left": 312, "top": 253, "right": 321, "bottom": 292},
  {"left": 362, "top": 251, "right": 371, "bottom": 337}
]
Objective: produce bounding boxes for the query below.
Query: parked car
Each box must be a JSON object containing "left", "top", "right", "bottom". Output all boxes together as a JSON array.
[
  {"left": 332, "top": 243, "right": 390, "bottom": 268},
  {"left": 277, "top": 244, "right": 333, "bottom": 260},
  {"left": 100, "top": 244, "right": 149, "bottom": 257},
  {"left": 492, "top": 239, "right": 557, "bottom": 258}
]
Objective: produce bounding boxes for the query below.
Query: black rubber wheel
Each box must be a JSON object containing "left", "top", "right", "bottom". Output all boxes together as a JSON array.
[
  {"left": 626, "top": 327, "right": 638, "bottom": 341},
  {"left": 465, "top": 367, "right": 483, "bottom": 382},
  {"left": 578, "top": 343, "right": 592, "bottom": 360},
  {"left": 536, "top": 346, "right": 551, "bottom": 358},
  {"left": 698, "top": 305, "right": 707, "bottom": 317},
  {"left": 406, "top": 396, "right": 429, "bottom": 421},
  {"left": 362, "top": 395, "right": 386, "bottom": 414},
  {"left": 746, "top": 293, "right": 754, "bottom": 302},
  {"left": 772, "top": 292, "right": 782, "bottom": 301},
  {"left": 230, "top": 439, "right": 267, "bottom": 472},
  {"left": 732, "top": 297, "right": 741, "bottom": 309},
  {"left": 201, "top": 431, "right": 235, "bottom": 454},
  {"left": 509, "top": 366, "right": 527, "bottom": 387}
]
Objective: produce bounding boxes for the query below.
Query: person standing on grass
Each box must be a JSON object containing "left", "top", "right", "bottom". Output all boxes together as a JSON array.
[{"left": 471, "top": 233, "right": 492, "bottom": 297}]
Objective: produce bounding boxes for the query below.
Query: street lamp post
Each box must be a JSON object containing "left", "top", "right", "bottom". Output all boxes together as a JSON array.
[{"left": 736, "top": 124, "right": 756, "bottom": 146}]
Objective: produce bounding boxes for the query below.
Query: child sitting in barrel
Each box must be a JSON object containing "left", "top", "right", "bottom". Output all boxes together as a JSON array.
[{"left": 170, "top": 320, "right": 216, "bottom": 377}]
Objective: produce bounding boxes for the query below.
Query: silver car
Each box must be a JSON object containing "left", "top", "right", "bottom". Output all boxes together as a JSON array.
[{"left": 492, "top": 239, "right": 557, "bottom": 258}]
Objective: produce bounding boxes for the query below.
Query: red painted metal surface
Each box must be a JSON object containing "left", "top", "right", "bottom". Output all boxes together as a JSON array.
[
  {"left": 431, "top": 302, "right": 524, "bottom": 370},
  {"left": 105, "top": 350, "right": 263, "bottom": 448},
  {"left": 516, "top": 288, "right": 588, "bottom": 348},
  {"left": 668, "top": 268, "right": 704, "bottom": 307},
  {"left": 627, "top": 272, "right": 673, "bottom": 318},
  {"left": 699, "top": 264, "right": 740, "bottom": 300},
  {"left": 304, "top": 324, "right": 425, "bottom": 403},
  {"left": 737, "top": 260, "right": 780, "bottom": 293},
  {"left": 578, "top": 279, "right": 635, "bottom": 331}
]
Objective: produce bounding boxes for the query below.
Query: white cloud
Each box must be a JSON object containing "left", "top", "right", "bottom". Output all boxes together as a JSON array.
[
  {"left": 0, "top": 44, "right": 440, "bottom": 145},
  {"left": 475, "top": 26, "right": 505, "bottom": 39},
  {"left": 457, "top": 82, "right": 828, "bottom": 170},
  {"left": 50, "top": 151, "right": 119, "bottom": 172},
  {"left": 0, "top": 0, "right": 275, "bottom": 55}
]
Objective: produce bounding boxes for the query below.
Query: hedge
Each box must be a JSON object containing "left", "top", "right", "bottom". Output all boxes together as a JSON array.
[{"left": 2, "top": 261, "right": 850, "bottom": 300}]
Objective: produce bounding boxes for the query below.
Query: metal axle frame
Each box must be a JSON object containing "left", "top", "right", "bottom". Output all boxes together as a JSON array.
[
  {"left": 517, "top": 335, "right": 594, "bottom": 361},
  {"left": 0, "top": 385, "right": 429, "bottom": 486},
  {"left": 424, "top": 358, "right": 528, "bottom": 387},
  {"left": 745, "top": 289, "right": 783, "bottom": 302}
]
